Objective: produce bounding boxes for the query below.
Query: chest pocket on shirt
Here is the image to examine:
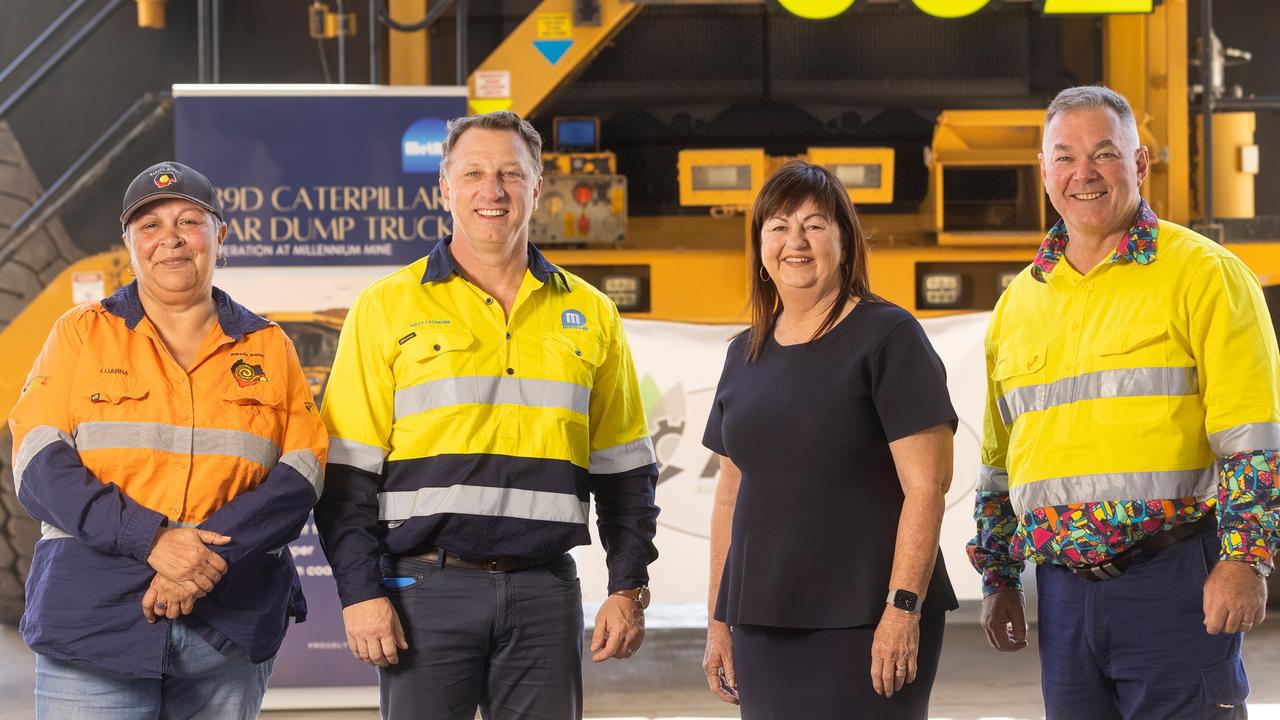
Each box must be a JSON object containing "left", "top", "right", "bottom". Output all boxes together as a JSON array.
[
  {"left": 74, "top": 374, "right": 150, "bottom": 424},
  {"left": 398, "top": 329, "right": 477, "bottom": 378},
  {"left": 544, "top": 333, "right": 605, "bottom": 390},
  {"left": 222, "top": 380, "right": 286, "bottom": 448},
  {"left": 1091, "top": 323, "right": 1173, "bottom": 425},
  {"left": 992, "top": 341, "right": 1047, "bottom": 427},
  {"left": 394, "top": 330, "right": 479, "bottom": 420}
]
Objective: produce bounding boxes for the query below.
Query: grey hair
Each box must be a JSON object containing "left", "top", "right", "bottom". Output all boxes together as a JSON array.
[
  {"left": 440, "top": 111, "right": 543, "bottom": 175},
  {"left": 1044, "top": 85, "right": 1140, "bottom": 149}
]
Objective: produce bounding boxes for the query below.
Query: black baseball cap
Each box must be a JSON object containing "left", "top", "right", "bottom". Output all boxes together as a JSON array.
[{"left": 120, "top": 161, "right": 223, "bottom": 229}]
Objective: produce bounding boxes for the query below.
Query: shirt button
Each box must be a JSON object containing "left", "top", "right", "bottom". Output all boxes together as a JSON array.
[
  {"left": 575, "top": 350, "right": 582, "bottom": 356},
  {"left": 505, "top": 332, "right": 511, "bottom": 340},
  {"left": 506, "top": 368, "right": 515, "bottom": 375},
  {"left": 433, "top": 344, "right": 441, "bottom": 351},
  {"left": 485, "top": 298, "right": 494, "bottom": 305}
]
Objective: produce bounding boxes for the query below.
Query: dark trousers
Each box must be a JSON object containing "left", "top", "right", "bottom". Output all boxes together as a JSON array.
[
  {"left": 731, "top": 612, "right": 946, "bottom": 719},
  {"left": 1037, "top": 524, "right": 1249, "bottom": 720},
  {"left": 378, "top": 553, "right": 584, "bottom": 720}
]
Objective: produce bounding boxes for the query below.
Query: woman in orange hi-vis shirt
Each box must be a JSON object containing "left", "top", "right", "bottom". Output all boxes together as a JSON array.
[{"left": 8, "top": 162, "right": 327, "bottom": 719}]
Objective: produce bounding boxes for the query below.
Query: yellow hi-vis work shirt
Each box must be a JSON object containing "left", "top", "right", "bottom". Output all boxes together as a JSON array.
[
  {"left": 971, "top": 211, "right": 1280, "bottom": 593},
  {"left": 316, "top": 239, "right": 658, "bottom": 607}
]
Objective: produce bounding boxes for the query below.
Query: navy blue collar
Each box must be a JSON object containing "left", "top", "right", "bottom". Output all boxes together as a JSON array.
[
  {"left": 101, "top": 281, "right": 270, "bottom": 341},
  {"left": 420, "top": 236, "right": 569, "bottom": 290}
]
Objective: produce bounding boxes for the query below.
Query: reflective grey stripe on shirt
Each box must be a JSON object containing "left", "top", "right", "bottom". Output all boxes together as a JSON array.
[
  {"left": 998, "top": 366, "right": 1198, "bottom": 426},
  {"left": 280, "top": 448, "right": 324, "bottom": 498},
  {"left": 379, "top": 485, "right": 590, "bottom": 525},
  {"left": 41, "top": 522, "right": 71, "bottom": 541},
  {"left": 328, "top": 437, "right": 386, "bottom": 474},
  {"left": 1208, "top": 422, "right": 1280, "bottom": 457},
  {"left": 13, "top": 425, "right": 75, "bottom": 494},
  {"left": 1009, "top": 467, "right": 1217, "bottom": 516},
  {"left": 977, "top": 465, "right": 1009, "bottom": 492},
  {"left": 75, "top": 422, "right": 280, "bottom": 468},
  {"left": 590, "top": 436, "right": 657, "bottom": 475},
  {"left": 393, "top": 376, "right": 590, "bottom": 421}
]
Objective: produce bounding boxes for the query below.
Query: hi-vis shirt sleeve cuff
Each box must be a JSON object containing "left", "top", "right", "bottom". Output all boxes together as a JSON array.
[
  {"left": 589, "top": 437, "right": 657, "bottom": 475},
  {"left": 328, "top": 437, "right": 387, "bottom": 474},
  {"left": 1208, "top": 423, "right": 1280, "bottom": 457},
  {"left": 118, "top": 502, "right": 166, "bottom": 562},
  {"left": 978, "top": 465, "right": 1009, "bottom": 492}
]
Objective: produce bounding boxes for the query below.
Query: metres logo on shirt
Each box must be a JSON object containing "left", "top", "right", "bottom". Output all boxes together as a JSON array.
[
  {"left": 561, "top": 309, "right": 587, "bottom": 330},
  {"left": 402, "top": 118, "right": 448, "bottom": 174}
]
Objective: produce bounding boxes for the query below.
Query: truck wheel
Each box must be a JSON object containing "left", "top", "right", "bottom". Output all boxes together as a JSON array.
[{"left": 0, "top": 119, "right": 84, "bottom": 625}]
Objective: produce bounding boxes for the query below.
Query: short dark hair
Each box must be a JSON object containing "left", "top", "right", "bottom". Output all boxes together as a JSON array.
[
  {"left": 745, "top": 160, "right": 878, "bottom": 362},
  {"left": 441, "top": 111, "right": 543, "bottom": 174},
  {"left": 1044, "top": 85, "right": 1140, "bottom": 149}
]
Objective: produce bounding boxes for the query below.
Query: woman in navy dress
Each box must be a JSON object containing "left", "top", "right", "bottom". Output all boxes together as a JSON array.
[{"left": 701, "top": 161, "right": 958, "bottom": 718}]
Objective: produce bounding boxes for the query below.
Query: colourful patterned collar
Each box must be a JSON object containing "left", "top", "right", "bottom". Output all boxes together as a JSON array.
[{"left": 1031, "top": 198, "right": 1159, "bottom": 282}]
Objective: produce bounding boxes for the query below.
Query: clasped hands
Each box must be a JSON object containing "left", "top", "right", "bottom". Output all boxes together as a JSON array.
[{"left": 141, "top": 526, "right": 232, "bottom": 623}]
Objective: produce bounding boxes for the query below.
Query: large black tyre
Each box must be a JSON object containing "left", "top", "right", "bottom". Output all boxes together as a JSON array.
[{"left": 0, "top": 119, "right": 84, "bottom": 625}]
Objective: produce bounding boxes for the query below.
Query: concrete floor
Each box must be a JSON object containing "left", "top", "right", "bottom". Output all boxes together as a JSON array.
[{"left": 2, "top": 619, "right": 1278, "bottom": 719}]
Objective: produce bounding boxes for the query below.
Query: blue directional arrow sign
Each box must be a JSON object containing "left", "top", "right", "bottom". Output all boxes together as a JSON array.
[{"left": 533, "top": 39, "right": 573, "bottom": 65}]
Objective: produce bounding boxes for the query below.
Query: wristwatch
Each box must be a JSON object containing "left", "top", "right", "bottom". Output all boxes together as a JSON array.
[
  {"left": 611, "top": 586, "right": 651, "bottom": 609},
  {"left": 886, "top": 588, "right": 920, "bottom": 613},
  {"left": 1247, "top": 559, "right": 1274, "bottom": 579}
]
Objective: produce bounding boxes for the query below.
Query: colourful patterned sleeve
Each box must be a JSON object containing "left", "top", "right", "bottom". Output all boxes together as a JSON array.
[
  {"left": 1217, "top": 450, "right": 1280, "bottom": 566},
  {"left": 967, "top": 490, "right": 1024, "bottom": 595}
]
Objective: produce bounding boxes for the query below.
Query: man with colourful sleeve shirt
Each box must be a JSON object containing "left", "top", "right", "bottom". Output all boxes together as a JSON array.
[
  {"left": 315, "top": 110, "right": 659, "bottom": 720},
  {"left": 968, "top": 85, "right": 1278, "bottom": 719}
]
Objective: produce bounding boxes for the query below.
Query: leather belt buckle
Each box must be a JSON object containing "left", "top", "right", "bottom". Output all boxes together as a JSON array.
[
  {"left": 1068, "top": 555, "right": 1131, "bottom": 582},
  {"left": 487, "top": 559, "right": 502, "bottom": 572}
]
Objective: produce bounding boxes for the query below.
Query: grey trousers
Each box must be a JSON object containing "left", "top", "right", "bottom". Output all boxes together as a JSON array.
[{"left": 378, "top": 552, "right": 584, "bottom": 720}]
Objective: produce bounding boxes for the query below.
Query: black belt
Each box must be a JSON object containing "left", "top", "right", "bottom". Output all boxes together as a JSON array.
[
  {"left": 398, "top": 548, "right": 541, "bottom": 573},
  {"left": 1065, "top": 514, "right": 1215, "bottom": 582}
]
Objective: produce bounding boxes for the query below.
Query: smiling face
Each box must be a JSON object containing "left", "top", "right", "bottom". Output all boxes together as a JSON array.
[
  {"left": 1040, "top": 106, "right": 1150, "bottom": 244},
  {"left": 760, "top": 198, "right": 843, "bottom": 297},
  {"left": 123, "top": 198, "right": 224, "bottom": 302},
  {"left": 439, "top": 128, "right": 542, "bottom": 254}
]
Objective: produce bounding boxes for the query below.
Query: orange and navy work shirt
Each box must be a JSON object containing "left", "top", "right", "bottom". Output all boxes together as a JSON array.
[
  {"left": 8, "top": 282, "right": 327, "bottom": 677},
  {"left": 315, "top": 238, "right": 659, "bottom": 608},
  {"left": 967, "top": 200, "right": 1280, "bottom": 595}
]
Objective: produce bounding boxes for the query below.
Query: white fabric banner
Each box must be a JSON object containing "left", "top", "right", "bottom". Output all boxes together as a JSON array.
[{"left": 575, "top": 313, "right": 994, "bottom": 608}]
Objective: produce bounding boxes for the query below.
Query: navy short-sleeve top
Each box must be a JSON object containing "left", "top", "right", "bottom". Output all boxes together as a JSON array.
[{"left": 703, "top": 300, "right": 960, "bottom": 628}]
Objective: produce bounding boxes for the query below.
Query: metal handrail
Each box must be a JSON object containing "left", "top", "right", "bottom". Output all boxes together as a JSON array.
[
  {"left": 1, "top": 93, "right": 173, "bottom": 262},
  {"left": 0, "top": 0, "right": 129, "bottom": 123},
  {"left": 0, "top": 0, "right": 92, "bottom": 89}
]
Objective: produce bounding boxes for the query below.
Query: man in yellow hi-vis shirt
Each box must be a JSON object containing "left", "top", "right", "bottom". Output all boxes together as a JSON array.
[
  {"left": 968, "top": 85, "right": 1279, "bottom": 719},
  {"left": 315, "top": 111, "right": 659, "bottom": 719}
]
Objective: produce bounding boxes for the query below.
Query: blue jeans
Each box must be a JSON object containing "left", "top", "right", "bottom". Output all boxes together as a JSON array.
[
  {"left": 35, "top": 619, "right": 273, "bottom": 720},
  {"left": 379, "top": 552, "right": 584, "bottom": 720},
  {"left": 1037, "top": 523, "right": 1249, "bottom": 720}
]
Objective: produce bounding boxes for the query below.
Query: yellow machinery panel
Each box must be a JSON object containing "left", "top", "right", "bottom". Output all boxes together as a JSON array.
[
  {"left": 678, "top": 149, "right": 767, "bottom": 208},
  {"left": 531, "top": 174, "right": 628, "bottom": 246},
  {"left": 806, "top": 147, "right": 895, "bottom": 204},
  {"left": 1196, "top": 112, "right": 1258, "bottom": 220},
  {"left": 543, "top": 152, "right": 616, "bottom": 176},
  {"left": 930, "top": 109, "right": 1047, "bottom": 247}
]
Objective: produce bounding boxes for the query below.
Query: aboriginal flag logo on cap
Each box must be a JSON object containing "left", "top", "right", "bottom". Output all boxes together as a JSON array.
[
  {"left": 231, "top": 359, "right": 268, "bottom": 387},
  {"left": 151, "top": 166, "right": 180, "bottom": 189}
]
